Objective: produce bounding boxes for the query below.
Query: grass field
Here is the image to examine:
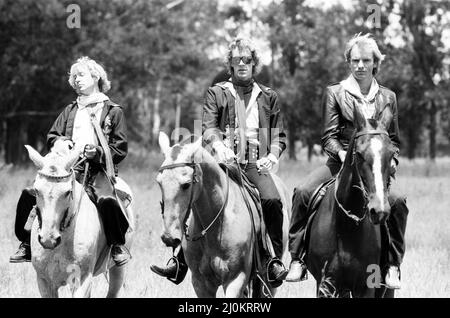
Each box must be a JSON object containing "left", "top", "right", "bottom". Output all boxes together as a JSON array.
[{"left": 0, "top": 154, "right": 449, "bottom": 298}]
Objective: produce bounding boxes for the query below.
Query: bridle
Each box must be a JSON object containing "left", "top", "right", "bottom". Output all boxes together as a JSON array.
[
  {"left": 158, "top": 162, "right": 230, "bottom": 241},
  {"left": 35, "top": 156, "right": 88, "bottom": 232},
  {"left": 334, "top": 129, "right": 389, "bottom": 224}
]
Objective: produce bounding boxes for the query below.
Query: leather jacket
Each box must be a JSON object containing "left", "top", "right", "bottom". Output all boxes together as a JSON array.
[
  {"left": 321, "top": 82, "right": 400, "bottom": 163},
  {"left": 202, "top": 81, "right": 286, "bottom": 160},
  {"left": 47, "top": 100, "right": 128, "bottom": 176}
]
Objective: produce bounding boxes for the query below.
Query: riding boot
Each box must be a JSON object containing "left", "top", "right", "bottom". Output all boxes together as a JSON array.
[
  {"left": 261, "top": 198, "right": 288, "bottom": 287},
  {"left": 10, "top": 188, "right": 35, "bottom": 263},
  {"left": 97, "top": 195, "right": 131, "bottom": 266},
  {"left": 386, "top": 194, "right": 408, "bottom": 289},
  {"left": 150, "top": 248, "right": 188, "bottom": 285}
]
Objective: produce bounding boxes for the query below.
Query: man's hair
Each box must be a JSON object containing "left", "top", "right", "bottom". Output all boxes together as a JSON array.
[
  {"left": 68, "top": 56, "right": 111, "bottom": 93},
  {"left": 344, "top": 33, "right": 385, "bottom": 75},
  {"left": 225, "top": 37, "right": 262, "bottom": 76}
]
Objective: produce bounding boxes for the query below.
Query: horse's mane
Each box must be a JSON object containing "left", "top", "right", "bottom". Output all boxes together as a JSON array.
[{"left": 218, "top": 163, "right": 244, "bottom": 186}]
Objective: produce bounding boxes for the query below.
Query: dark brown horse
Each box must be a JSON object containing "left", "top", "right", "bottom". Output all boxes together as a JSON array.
[{"left": 307, "top": 105, "right": 395, "bottom": 298}]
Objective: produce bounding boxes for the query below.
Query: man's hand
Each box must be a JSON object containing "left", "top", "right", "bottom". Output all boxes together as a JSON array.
[
  {"left": 338, "top": 150, "right": 347, "bottom": 163},
  {"left": 84, "top": 144, "right": 97, "bottom": 160},
  {"left": 256, "top": 154, "right": 278, "bottom": 174},
  {"left": 213, "top": 142, "right": 236, "bottom": 163}
]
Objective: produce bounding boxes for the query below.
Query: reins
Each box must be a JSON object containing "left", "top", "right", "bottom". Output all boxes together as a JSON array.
[
  {"left": 158, "top": 162, "right": 230, "bottom": 241},
  {"left": 334, "top": 129, "right": 389, "bottom": 224}
]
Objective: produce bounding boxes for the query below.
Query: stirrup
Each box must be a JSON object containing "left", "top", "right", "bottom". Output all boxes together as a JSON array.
[
  {"left": 166, "top": 256, "right": 182, "bottom": 284},
  {"left": 265, "top": 257, "right": 286, "bottom": 283}
]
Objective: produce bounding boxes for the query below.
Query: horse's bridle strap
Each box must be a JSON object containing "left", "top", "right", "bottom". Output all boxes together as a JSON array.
[
  {"left": 355, "top": 130, "right": 389, "bottom": 138},
  {"left": 159, "top": 163, "right": 197, "bottom": 172}
]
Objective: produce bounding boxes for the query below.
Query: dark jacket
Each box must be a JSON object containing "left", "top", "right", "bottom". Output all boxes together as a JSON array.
[
  {"left": 202, "top": 81, "right": 286, "bottom": 159},
  {"left": 47, "top": 100, "right": 128, "bottom": 175},
  {"left": 321, "top": 82, "right": 400, "bottom": 163}
]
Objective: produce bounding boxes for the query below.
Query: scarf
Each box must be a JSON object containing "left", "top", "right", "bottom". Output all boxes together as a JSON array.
[
  {"left": 340, "top": 74, "right": 379, "bottom": 119},
  {"left": 76, "top": 92, "right": 109, "bottom": 109}
]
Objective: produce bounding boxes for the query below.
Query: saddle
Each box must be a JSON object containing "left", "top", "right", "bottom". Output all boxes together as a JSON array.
[
  {"left": 301, "top": 177, "right": 391, "bottom": 269},
  {"left": 219, "top": 163, "right": 275, "bottom": 288}
]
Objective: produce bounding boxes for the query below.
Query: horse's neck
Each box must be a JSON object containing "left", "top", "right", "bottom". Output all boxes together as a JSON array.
[
  {"left": 336, "top": 162, "right": 366, "bottom": 218},
  {"left": 193, "top": 152, "right": 229, "bottom": 225}
]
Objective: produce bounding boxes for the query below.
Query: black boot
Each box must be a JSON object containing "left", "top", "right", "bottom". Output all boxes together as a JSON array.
[
  {"left": 10, "top": 242, "right": 31, "bottom": 263},
  {"left": 150, "top": 249, "right": 188, "bottom": 285},
  {"left": 262, "top": 198, "right": 288, "bottom": 287},
  {"left": 111, "top": 244, "right": 131, "bottom": 267},
  {"left": 266, "top": 258, "right": 288, "bottom": 288}
]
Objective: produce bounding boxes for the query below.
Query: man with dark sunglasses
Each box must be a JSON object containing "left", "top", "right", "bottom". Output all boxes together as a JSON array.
[{"left": 150, "top": 37, "right": 289, "bottom": 287}]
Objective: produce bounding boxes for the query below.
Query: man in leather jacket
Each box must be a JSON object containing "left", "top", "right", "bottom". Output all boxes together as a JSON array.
[
  {"left": 150, "top": 37, "right": 289, "bottom": 287},
  {"left": 285, "top": 34, "right": 408, "bottom": 289}
]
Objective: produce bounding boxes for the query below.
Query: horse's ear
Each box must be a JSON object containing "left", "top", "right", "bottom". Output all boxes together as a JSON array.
[
  {"left": 25, "top": 145, "right": 45, "bottom": 169},
  {"left": 159, "top": 131, "right": 171, "bottom": 156},
  {"left": 353, "top": 102, "right": 367, "bottom": 131},
  {"left": 377, "top": 106, "right": 393, "bottom": 131},
  {"left": 64, "top": 149, "right": 82, "bottom": 171}
]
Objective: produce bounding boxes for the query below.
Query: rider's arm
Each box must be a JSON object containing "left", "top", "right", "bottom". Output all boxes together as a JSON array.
[
  {"left": 321, "top": 86, "right": 344, "bottom": 162},
  {"left": 388, "top": 92, "right": 401, "bottom": 165},
  {"left": 202, "top": 87, "right": 226, "bottom": 149},
  {"left": 268, "top": 90, "right": 287, "bottom": 160},
  {"left": 47, "top": 104, "right": 74, "bottom": 150}
]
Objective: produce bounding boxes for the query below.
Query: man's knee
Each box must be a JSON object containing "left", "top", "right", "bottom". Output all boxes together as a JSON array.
[
  {"left": 262, "top": 197, "right": 283, "bottom": 213},
  {"left": 389, "top": 194, "right": 409, "bottom": 215}
]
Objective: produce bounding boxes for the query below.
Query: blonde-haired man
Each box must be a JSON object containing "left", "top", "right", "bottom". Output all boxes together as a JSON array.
[
  {"left": 286, "top": 34, "right": 408, "bottom": 289},
  {"left": 10, "top": 57, "right": 131, "bottom": 266}
]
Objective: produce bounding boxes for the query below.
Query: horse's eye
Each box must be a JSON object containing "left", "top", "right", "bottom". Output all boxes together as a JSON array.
[{"left": 181, "top": 183, "right": 191, "bottom": 190}]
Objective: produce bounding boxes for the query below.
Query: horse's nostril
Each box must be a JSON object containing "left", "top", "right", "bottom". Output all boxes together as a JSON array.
[
  {"left": 38, "top": 234, "right": 42, "bottom": 243},
  {"left": 54, "top": 236, "right": 61, "bottom": 247}
]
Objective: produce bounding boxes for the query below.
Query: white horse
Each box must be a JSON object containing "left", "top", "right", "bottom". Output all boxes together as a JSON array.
[{"left": 25, "top": 145, "right": 134, "bottom": 297}]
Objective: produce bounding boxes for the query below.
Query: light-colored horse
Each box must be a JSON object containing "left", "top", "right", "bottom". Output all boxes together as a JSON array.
[
  {"left": 25, "top": 144, "right": 134, "bottom": 298},
  {"left": 156, "top": 132, "right": 291, "bottom": 298}
]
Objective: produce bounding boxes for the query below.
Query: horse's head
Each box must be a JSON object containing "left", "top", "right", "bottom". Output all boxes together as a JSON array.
[
  {"left": 352, "top": 105, "right": 396, "bottom": 224},
  {"left": 25, "top": 144, "right": 81, "bottom": 249},
  {"left": 156, "top": 132, "right": 204, "bottom": 248}
]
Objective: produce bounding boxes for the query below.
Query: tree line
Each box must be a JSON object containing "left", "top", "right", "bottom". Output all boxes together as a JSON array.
[{"left": 0, "top": 0, "right": 449, "bottom": 164}]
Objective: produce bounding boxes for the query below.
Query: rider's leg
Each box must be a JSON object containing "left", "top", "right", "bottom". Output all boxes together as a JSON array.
[
  {"left": 286, "top": 160, "right": 340, "bottom": 281},
  {"left": 385, "top": 192, "right": 408, "bottom": 289},
  {"left": 10, "top": 188, "right": 35, "bottom": 263},
  {"left": 150, "top": 248, "right": 188, "bottom": 285},
  {"left": 93, "top": 172, "right": 131, "bottom": 267},
  {"left": 97, "top": 195, "right": 130, "bottom": 266},
  {"left": 244, "top": 164, "right": 288, "bottom": 286}
]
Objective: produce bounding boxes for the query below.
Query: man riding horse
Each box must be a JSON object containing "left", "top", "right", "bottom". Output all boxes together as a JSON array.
[
  {"left": 10, "top": 56, "right": 131, "bottom": 266},
  {"left": 285, "top": 33, "right": 409, "bottom": 289},
  {"left": 151, "top": 37, "right": 289, "bottom": 286}
]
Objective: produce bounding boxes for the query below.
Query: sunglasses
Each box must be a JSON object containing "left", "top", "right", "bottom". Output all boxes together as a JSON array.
[{"left": 231, "top": 56, "right": 253, "bottom": 66}]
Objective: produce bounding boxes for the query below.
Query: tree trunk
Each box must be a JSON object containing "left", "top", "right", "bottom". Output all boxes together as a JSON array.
[
  {"left": 307, "top": 141, "right": 313, "bottom": 162},
  {"left": 429, "top": 100, "right": 437, "bottom": 161},
  {"left": 152, "top": 79, "right": 162, "bottom": 147},
  {"left": 6, "top": 118, "right": 28, "bottom": 165},
  {"left": 288, "top": 120, "right": 296, "bottom": 160},
  {"left": 174, "top": 93, "right": 181, "bottom": 142}
]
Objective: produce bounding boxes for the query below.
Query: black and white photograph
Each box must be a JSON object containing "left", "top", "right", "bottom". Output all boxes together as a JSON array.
[{"left": 0, "top": 0, "right": 449, "bottom": 304}]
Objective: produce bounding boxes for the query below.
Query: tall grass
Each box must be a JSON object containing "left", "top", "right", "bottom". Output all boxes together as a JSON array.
[{"left": 0, "top": 155, "right": 449, "bottom": 297}]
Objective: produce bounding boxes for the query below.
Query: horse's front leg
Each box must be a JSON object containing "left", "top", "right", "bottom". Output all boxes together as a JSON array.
[
  {"left": 191, "top": 271, "right": 218, "bottom": 298},
  {"left": 106, "top": 265, "right": 125, "bottom": 298},
  {"left": 71, "top": 273, "right": 93, "bottom": 298},
  {"left": 223, "top": 272, "right": 249, "bottom": 298},
  {"left": 37, "top": 276, "right": 58, "bottom": 298}
]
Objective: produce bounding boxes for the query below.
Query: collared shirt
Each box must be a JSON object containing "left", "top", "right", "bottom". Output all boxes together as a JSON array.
[
  {"left": 340, "top": 74, "right": 379, "bottom": 119},
  {"left": 72, "top": 102, "right": 104, "bottom": 153}
]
